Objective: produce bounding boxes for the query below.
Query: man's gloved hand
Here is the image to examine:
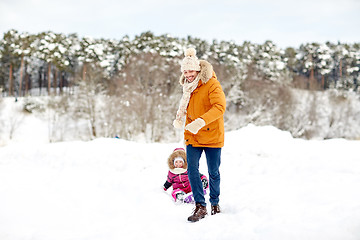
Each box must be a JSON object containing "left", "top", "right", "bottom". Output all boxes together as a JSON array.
[
  {"left": 173, "top": 119, "right": 183, "bottom": 129},
  {"left": 185, "top": 118, "right": 205, "bottom": 134}
]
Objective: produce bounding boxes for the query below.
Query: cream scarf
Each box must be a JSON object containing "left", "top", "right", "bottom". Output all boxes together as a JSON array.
[
  {"left": 175, "top": 74, "right": 201, "bottom": 123},
  {"left": 170, "top": 168, "right": 187, "bottom": 174}
]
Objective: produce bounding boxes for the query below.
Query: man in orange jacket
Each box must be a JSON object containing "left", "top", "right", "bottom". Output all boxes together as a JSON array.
[{"left": 173, "top": 48, "right": 226, "bottom": 222}]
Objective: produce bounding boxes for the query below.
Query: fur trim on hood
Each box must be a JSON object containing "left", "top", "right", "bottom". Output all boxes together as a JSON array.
[
  {"left": 179, "top": 60, "right": 214, "bottom": 85},
  {"left": 167, "top": 149, "right": 187, "bottom": 170}
]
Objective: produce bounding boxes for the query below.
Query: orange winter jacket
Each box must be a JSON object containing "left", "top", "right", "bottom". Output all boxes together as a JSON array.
[{"left": 179, "top": 60, "right": 226, "bottom": 148}]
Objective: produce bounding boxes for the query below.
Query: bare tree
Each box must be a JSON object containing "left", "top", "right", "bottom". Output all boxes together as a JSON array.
[
  {"left": 73, "top": 65, "right": 107, "bottom": 138},
  {"left": 114, "top": 52, "right": 180, "bottom": 142}
]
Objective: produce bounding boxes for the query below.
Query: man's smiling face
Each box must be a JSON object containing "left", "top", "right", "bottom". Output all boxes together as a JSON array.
[{"left": 184, "top": 70, "right": 199, "bottom": 83}]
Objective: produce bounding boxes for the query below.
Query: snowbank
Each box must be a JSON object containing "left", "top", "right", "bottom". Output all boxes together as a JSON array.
[{"left": 1, "top": 125, "right": 359, "bottom": 240}]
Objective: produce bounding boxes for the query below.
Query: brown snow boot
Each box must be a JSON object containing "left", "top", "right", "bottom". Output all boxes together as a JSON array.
[
  {"left": 211, "top": 205, "right": 221, "bottom": 215},
  {"left": 187, "top": 203, "right": 207, "bottom": 222}
]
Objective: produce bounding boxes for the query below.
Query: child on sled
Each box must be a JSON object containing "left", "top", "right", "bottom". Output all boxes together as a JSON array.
[{"left": 163, "top": 148, "right": 208, "bottom": 203}]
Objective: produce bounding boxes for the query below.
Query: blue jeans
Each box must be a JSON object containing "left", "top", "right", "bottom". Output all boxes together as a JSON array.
[{"left": 186, "top": 145, "right": 221, "bottom": 207}]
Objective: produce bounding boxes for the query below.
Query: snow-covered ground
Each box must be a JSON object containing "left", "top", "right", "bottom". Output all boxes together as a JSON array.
[{"left": 1, "top": 117, "right": 360, "bottom": 240}]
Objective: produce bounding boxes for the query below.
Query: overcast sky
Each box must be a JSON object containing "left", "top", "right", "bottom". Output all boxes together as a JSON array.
[{"left": 1, "top": 0, "right": 359, "bottom": 48}]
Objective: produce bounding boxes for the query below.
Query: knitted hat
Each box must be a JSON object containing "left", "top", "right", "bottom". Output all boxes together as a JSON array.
[
  {"left": 173, "top": 156, "right": 185, "bottom": 165},
  {"left": 180, "top": 48, "right": 201, "bottom": 72}
]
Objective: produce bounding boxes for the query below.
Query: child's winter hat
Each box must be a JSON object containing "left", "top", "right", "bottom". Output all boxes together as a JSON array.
[
  {"left": 180, "top": 48, "right": 201, "bottom": 72},
  {"left": 168, "top": 148, "right": 187, "bottom": 170},
  {"left": 173, "top": 156, "right": 184, "bottom": 165},
  {"left": 173, "top": 147, "right": 185, "bottom": 152}
]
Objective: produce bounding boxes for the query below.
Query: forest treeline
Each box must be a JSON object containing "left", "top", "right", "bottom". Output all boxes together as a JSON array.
[{"left": 0, "top": 29, "right": 359, "bottom": 142}]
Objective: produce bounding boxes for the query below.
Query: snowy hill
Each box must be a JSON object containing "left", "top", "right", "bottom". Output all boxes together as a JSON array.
[{"left": 1, "top": 123, "right": 359, "bottom": 240}]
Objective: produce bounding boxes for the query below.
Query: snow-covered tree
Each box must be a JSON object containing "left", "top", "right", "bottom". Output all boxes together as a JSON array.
[
  {"left": 253, "top": 40, "right": 290, "bottom": 84},
  {"left": 0, "top": 30, "right": 23, "bottom": 96},
  {"left": 316, "top": 43, "right": 334, "bottom": 89},
  {"left": 296, "top": 43, "right": 320, "bottom": 89}
]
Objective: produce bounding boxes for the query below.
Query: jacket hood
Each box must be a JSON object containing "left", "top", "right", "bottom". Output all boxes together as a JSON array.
[
  {"left": 179, "top": 60, "right": 214, "bottom": 85},
  {"left": 167, "top": 149, "right": 187, "bottom": 170}
]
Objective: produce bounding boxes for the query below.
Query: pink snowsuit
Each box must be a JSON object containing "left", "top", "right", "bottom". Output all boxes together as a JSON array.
[{"left": 164, "top": 170, "right": 192, "bottom": 193}]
